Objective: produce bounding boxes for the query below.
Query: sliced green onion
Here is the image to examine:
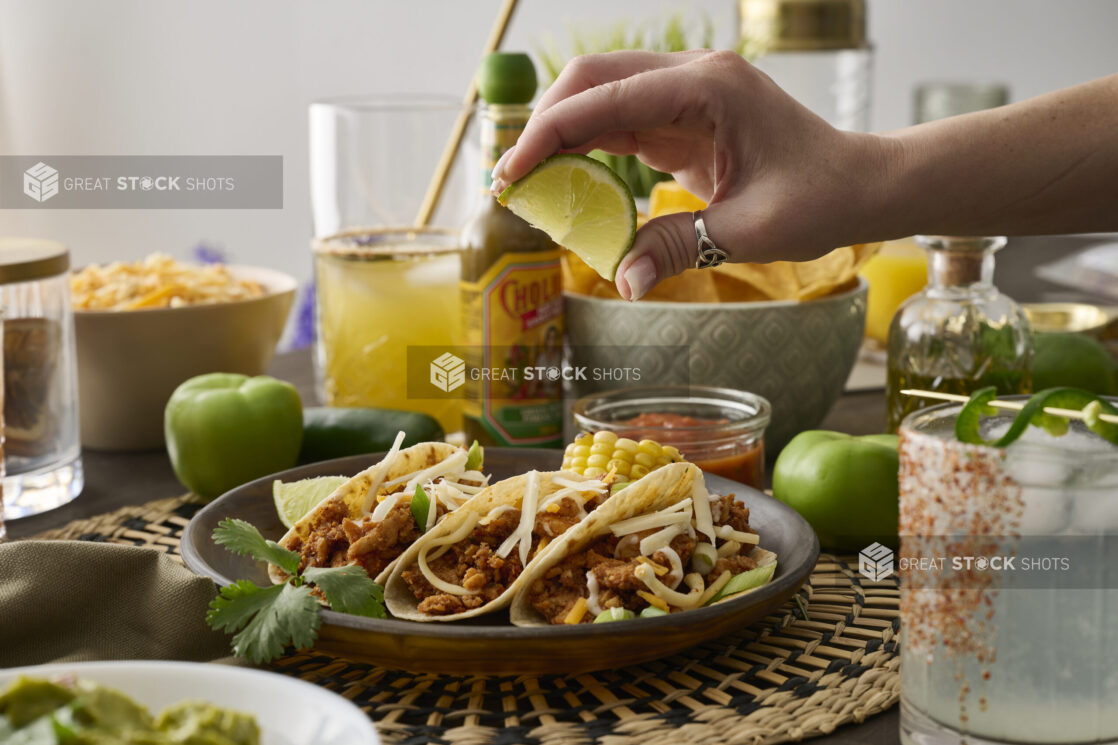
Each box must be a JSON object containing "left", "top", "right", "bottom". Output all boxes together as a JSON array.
[
  {"left": 639, "top": 606, "right": 669, "bottom": 618},
  {"left": 955, "top": 387, "right": 1118, "bottom": 447},
  {"left": 592, "top": 607, "right": 636, "bottom": 623},
  {"left": 410, "top": 484, "right": 431, "bottom": 531},
  {"left": 707, "top": 561, "right": 777, "bottom": 605},
  {"left": 465, "top": 440, "right": 484, "bottom": 471},
  {"left": 610, "top": 481, "right": 631, "bottom": 495},
  {"left": 691, "top": 543, "right": 717, "bottom": 574}
]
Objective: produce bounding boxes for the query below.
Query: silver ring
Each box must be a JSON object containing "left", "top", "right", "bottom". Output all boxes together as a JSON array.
[{"left": 694, "top": 211, "right": 727, "bottom": 269}]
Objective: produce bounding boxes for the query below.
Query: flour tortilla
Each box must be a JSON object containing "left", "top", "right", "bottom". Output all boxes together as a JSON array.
[
  {"left": 508, "top": 462, "right": 778, "bottom": 626},
  {"left": 383, "top": 469, "right": 615, "bottom": 622},
  {"left": 267, "top": 441, "right": 463, "bottom": 586}
]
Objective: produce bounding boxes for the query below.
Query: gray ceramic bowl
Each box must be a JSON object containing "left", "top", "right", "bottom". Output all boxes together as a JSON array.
[
  {"left": 74, "top": 265, "right": 296, "bottom": 451},
  {"left": 565, "top": 277, "right": 867, "bottom": 452}
]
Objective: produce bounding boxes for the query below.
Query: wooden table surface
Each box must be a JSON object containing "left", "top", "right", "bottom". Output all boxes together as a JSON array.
[{"left": 8, "top": 234, "right": 1113, "bottom": 745}]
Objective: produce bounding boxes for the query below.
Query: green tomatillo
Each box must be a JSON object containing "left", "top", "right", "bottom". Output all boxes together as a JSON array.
[
  {"left": 165, "top": 373, "right": 303, "bottom": 501},
  {"left": 772, "top": 431, "right": 899, "bottom": 551}
]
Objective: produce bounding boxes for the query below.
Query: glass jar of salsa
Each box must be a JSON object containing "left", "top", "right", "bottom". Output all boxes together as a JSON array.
[{"left": 571, "top": 386, "right": 771, "bottom": 489}]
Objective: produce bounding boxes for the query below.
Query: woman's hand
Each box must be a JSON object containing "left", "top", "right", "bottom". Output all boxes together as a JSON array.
[{"left": 490, "top": 50, "right": 891, "bottom": 300}]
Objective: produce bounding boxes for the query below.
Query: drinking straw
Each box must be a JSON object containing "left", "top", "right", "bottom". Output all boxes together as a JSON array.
[{"left": 413, "top": 0, "right": 520, "bottom": 227}]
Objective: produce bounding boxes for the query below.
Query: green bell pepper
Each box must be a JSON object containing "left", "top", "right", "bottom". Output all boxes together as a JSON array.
[
  {"left": 164, "top": 373, "right": 303, "bottom": 501},
  {"left": 772, "top": 431, "right": 899, "bottom": 551}
]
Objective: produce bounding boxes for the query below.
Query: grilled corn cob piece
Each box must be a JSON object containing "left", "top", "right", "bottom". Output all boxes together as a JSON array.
[{"left": 561, "top": 431, "right": 683, "bottom": 480}]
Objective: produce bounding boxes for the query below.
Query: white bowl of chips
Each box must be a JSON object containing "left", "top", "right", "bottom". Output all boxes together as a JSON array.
[{"left": 72, "top": 256, "right": 296, "bottom": 450}]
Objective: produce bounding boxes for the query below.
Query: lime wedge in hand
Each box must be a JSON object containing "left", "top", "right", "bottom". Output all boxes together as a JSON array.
[
  {"left": 499, "top": 153, "right": 637, "bottom": 281},
  {"left": 273, "top": 475, "right": 348, "bottom": 529}
]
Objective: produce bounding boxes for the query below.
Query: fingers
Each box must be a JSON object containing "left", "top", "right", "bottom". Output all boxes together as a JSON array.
[
  {"left": 492, "top": 63, "right": 701, "bottom": 193},
  {"left": 615, "top": 203, "right": 748, "bottom": 301},
  {"left": 534, "top": 49, "right": 707, "bottom": 117}
]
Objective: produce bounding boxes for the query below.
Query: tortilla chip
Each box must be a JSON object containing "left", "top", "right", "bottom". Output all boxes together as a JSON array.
[{"left": 562, "top": 242, "right": 880, "bottom": 303}]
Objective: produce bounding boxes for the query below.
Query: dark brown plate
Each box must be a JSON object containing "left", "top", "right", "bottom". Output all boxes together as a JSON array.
[{"left": 181, "top": 448, "right": 819, "bottom": 675}]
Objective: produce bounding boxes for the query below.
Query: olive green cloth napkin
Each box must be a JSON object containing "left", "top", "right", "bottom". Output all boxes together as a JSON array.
[{"left": 0, "top": 541, "right": 232, "bottom": 668}]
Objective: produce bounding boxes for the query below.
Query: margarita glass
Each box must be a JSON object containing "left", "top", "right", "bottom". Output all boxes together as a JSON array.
[{"left": 898, "top": 399, "right": 1118, "bottom": 745}]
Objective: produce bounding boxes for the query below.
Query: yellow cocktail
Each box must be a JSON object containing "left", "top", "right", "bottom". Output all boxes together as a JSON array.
[
  {"left": 314, "top": 228, "right": 462, "bottom": 433},
  {"left": 859, "top": 237, "right": 928, "bottom": 344}
]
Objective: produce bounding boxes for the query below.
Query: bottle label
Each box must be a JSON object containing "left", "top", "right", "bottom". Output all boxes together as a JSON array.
[{"left": 461, "top": 249, "right": 563, "bottom": 446}]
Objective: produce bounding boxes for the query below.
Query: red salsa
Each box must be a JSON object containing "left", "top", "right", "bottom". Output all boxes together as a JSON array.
[{"left": 617, "top": 413, "right": 765, "bottom": 489}]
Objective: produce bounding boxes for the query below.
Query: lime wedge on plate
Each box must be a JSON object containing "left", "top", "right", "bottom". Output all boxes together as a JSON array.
[
  {"left": 499, "top": 153, "right": 637, "bottom": 280},
  {"left": 273, "top": 476, "right": 348, "bottom": 529}
]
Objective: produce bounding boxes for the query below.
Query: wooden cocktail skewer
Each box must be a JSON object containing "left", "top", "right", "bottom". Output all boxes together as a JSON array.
[
  {"left": 900, "top": 389, "right": 1118, "bottom": 425},
  {"left": 413, "top": 0, "right": 520, "bottom": 228}
]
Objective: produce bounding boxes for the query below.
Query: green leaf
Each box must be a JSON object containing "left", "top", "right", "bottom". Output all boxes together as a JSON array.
[
  {"left": 229, "top": 583, "right": 320, "bottom": 664},
  {"left": 410, "top": 484, "right": 431, "bottom": 533},
  {"left": 302, "top": 566, "right": 387, "bottom": 618},
  {"left": 206, "top": 580, "right": 284, "bottom": 633},
  {"left": 213, "top": 518, "right": 300, "bottom": 576}
]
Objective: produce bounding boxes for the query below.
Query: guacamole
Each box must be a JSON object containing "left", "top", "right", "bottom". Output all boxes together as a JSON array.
[{"left": 0, "top": 676, "right": 260, "bottom": 745}]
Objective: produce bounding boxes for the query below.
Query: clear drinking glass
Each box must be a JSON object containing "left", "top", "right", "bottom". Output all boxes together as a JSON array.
[
  {"left": 309, "top": 96, "right": 475, "bottom": 432},
  {"left": 898, "top": 400, "right": 1118, "bottom": 745},
  {"left": 313, "top": 228, "right": 462, "bottom": 434},
  {"left": 0, "top": 239, "right": 83, "bottom": 519}
]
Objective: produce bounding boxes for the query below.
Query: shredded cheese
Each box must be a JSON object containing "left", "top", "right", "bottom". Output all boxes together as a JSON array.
[
  {"left": 635, "top": 566, "right": 706, "bottom": 610},
  {"left": 564, "top": 597, "right": 588, "bottom": 624},
  {"left": 637, "top": 590, "right": 669, "bottom": 612},
  {"left": 610, "top": 510, "right": 691, "bottom": 537},
  {"left": 691, "top": 478, "right": 717, "bottom": 545},
  {"left": 656, "top": 546, "right": 684, "bottom": 588},
  {"left": 715, "top": 525, "right": 760, "bottom": 545},
  {"left": 636, "top": 556, "right": 669, "bottom": 576},
  {"left": 385, "top": 450, "right": 470, "bottom": 493},
  {"left": 359, "top": 431, "right": 406, "bottom": 513},
  {"left": 698, "top": 570, "right": 733, "bottom": 606},
  {"left": 370, "top": 490, "right": 404, "bottom": 521},
  {"left": 551, "top": 475, "right": 607, "bottom": 492},
  {"left": 717, "top": 540, "right": 742, "bottom": 558},
  {"left": 585, "top": 571, "right": 603, "bottom": 616},
  {"left": 496, "top": 471, "right": 541, "bottom": 564},
  {"left": 639, "top": 523, "right": 684, "bottom": 556},
  {"left": 415, "top": 513, "right": 480, "bottom": 597},
  {"left": 424, "top": 483, "right": 439, "bottom": 531},
  {"left": 534, "top": 537, "right": 550, "bottom": 557},
  {"left": 479, "top": 504, "right": 517, "bottom": 526}
]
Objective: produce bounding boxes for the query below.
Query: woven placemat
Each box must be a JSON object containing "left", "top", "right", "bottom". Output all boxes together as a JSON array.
[{"left": 35, "top": 497, "right": 900, "bottom": 745}]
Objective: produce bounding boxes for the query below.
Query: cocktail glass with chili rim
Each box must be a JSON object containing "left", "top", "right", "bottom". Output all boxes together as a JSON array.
[
  {"left": 898, "top": 399, "right": 1118, "bottom": 745},
  {"left": 571, "top": 386, "right": 770, "bottom": 489}
]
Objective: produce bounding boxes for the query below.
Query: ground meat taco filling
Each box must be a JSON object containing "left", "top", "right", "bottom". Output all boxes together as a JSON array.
[
  {"left": 401, "top": 494, "right": 591, "bottom": 616},
  {"left": 527, "top": 493, "right": 761, "bottom": 624},
  {"left": 289, "top": 472, "right": 484, "bottom": 577}
]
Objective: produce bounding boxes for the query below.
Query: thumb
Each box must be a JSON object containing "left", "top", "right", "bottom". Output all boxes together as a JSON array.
[{"left": 615, "top": 204, "right": 741, "bottom": 301}]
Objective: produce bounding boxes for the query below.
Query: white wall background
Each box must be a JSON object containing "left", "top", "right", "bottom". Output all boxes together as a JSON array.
[{"left": 1, "top": 0, "right": 1116, "bottom": 284}]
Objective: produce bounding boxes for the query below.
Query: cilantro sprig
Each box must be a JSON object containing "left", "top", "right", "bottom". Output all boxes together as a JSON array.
[{"left": 206, "top": 518, "right": 385, "bottom": 663}]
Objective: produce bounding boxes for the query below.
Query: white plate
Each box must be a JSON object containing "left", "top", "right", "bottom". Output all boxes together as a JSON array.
[{"left": 0, "top": 660, "right": 379, "bottom": 745}]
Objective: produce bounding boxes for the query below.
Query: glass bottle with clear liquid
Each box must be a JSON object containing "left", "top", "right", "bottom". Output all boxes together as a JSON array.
[{"left": 885, "top": 236, "right": 1032, "bottom": 431}]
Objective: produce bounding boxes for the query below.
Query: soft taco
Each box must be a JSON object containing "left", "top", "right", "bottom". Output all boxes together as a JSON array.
[
  {"left": 269, "top": 433, "right": 489, "bottom": 586},
  {"left": 509, "top": 462, "right": 778, "bottom": 625},
  {"left": 383, "top": 468, "right": 623, "bottom": 621}
]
